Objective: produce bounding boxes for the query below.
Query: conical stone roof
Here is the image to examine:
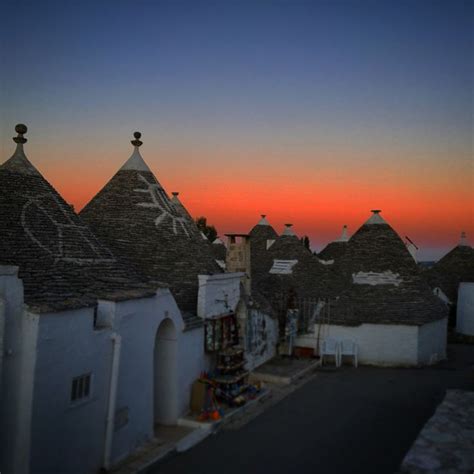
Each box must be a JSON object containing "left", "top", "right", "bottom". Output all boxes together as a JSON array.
[
  {"left": 329, "top": 210, "right": 447, "bottom": 325},
  {"left": 423, "top": 232, "right": 474, "bottom": 302},
  {"left": 171, "top": 192, "right": 194, "bottom": 223},
  {"left": 80, "top": 132, "right": 221, "bottom": 312},
  {"left": 0, "top": 125, "right": 155, "bottom": 313},
  {"left": 256, "top": 224, "right": 339, "bottom": 302},
  {"left": 318, "top": 225, "right": 350, "bottom": 261}
]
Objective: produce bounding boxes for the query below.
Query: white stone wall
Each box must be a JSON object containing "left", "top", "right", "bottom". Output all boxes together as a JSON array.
[
  {"left": 197, "top": 272, "right": 244, "bottom": 318},
  {"left": 177, "top": 327, "right": 211, "bottom": 417},
  {"left": 456, "top": 283, "right": 474, "bottom": 336},
  {"left": 417, "top": 318, "right": 447, "bottom": 365},
  {"left": 296, "top": 323, "right": 419, "bottom": 366},
  {"left": 0, "top": 266, "right": 39, "bottom": 474},
  {"left": 29, "top": 306, "right": 111, "bottom": 474},
  {"left": 111, "top": 288, "right": 185, "bottom": 464},
  {"left": 243, "top": 310, "right": 278, "bottom": 371},
  {"left": 10, "top": 286, "right": 204, "bottom": 474}
]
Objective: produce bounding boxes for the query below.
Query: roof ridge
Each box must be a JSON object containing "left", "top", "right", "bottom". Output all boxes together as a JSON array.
[
  {"left": 0, "top": 124, "right": 41, "bottom": 177},
  {"left": 364, "top": 209, "right": 387, "bottom": 225}
]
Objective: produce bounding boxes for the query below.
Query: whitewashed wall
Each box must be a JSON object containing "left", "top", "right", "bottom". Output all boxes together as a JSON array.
[
  {"left": 29, "top": 306, "right": 111, "bottom": 474},
  {"left": 417, "top": 318, "right": 447, "bottom": 364},
  {"left": 296, "top": 319, "right": 447, "bottom": 367},
  {"left": 2, "top": 281, "right": 206, "bottom": 474},
  {"left": 457, "top": 283, "right": 474, "bottom": 336},
  {"left": 111, "top": 288, "right": 184, "bottom": 464},
  {"left": 242, "top": 309, "right": 278, "bottom": 371},
  {"left": 0, "top": 266, "right": 39, "bottom": 474},
  {"left": 177, "top": 327, "right": 211, "bottom": 417},
  {"left": 296, "top": 323, "right": 419, "bottom": 366},
  {"left": 198, "top": 273, "right": 277, "bottom": 371},
  {"left": 197, "top": 272, "right": 244, "bottom": 318}
]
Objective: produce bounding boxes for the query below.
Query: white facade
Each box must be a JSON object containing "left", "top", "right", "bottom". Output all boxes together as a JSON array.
[
  {"left": 295, "top": 318, "right": 447, "bottom": 367},
  {"left": 197, "top": 273, "right": 278, "bottom": 370},
  {"left": 456, "top": 283, "right": 474, "bottom": 336},
  {"left": 0, "top": 267, "right": 209, "bottom": 474},
  {"left": 197, "top": 272, "right": 245, "bottom": 318},
  {"left": 241, "top": 307, "right": 279, "bottom": 371}
]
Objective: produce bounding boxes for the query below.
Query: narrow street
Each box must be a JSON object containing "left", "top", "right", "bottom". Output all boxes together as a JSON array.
[{"left": 149, "top": 344, "right": 474, "bottom": 474}]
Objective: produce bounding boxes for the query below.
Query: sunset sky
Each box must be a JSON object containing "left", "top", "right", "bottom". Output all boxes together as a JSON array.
[{"left": 1, "top": 0, "right": 472, "bottom": 260}]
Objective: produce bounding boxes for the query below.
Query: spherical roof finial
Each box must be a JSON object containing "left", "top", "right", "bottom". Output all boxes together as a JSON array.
[
  {"left": 131, "top": 131, "right": 143, "bottom": 147},
  {"left": 13, "top": 123, "right": 28, "bottom": 144}
]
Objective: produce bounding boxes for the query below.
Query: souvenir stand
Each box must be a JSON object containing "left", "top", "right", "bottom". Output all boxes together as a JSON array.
[{"left": 204, "top": 312, "right": 250, "bottom": 407}]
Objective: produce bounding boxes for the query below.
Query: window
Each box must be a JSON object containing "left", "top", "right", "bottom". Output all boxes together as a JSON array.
[
  {"left": 71, "top": 373, "right": 91, "bottom": 403},
  {"left": 269, "top": 259, "right": 298, "bottom": 275}
]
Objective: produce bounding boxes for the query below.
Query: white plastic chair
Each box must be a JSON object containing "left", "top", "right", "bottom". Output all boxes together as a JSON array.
[
  {"left": 320, "top": 338, "right": 340, "bottom": 367},
  {"left": 338, "top": 339, "right": 358, "bottom": 368}
]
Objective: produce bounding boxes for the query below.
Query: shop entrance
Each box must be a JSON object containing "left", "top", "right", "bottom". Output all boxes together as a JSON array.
[{"left": 153, "top": 318, "right": 178, "bottom": 425}]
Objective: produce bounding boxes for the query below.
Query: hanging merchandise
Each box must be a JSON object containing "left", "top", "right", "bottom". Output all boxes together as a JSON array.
[{"left": 204, "top": 313, "right": 239, "bottom": 353}]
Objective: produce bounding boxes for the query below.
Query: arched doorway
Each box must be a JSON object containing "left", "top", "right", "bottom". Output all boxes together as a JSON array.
[{"left": 154, "top": 318, "right": 178, "bottom": 425}]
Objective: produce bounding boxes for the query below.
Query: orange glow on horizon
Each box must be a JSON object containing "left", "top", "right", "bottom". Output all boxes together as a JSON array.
[{"left": 40, "top": 150, "right": 473, "bottom": 258}]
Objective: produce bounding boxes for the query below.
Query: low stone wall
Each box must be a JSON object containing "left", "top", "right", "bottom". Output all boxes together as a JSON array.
[{"left": 400, "top": 390, "right": 474, "bottom": 473}]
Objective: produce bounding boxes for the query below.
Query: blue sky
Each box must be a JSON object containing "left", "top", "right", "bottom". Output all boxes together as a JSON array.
[{"left": 1, "top": 0, "right": 472, "bottom": 259}]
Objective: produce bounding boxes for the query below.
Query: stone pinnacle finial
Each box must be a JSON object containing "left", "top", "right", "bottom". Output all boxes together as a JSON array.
[
  {"left": 261, "top": 214, "right": 266, "bottom": 218},
  {"left": 285, "top": 223, "right": 293, "bottom": 228},
  {"left": 371, "top": 209, "right": 381, "bottom": 214},
  {"left": 172, "top": 192, "right": 179, "bottom": 197},
  {"left": 131, "top": 131, "right": 143, "bottom": 147},
  {"left": 13, "top": 124, "right": 28, "bottom": 144}
]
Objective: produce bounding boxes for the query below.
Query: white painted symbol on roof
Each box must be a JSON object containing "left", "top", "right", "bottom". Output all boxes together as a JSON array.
[
  {"left": 134, "top": 174, "right": 191, "bottom": 237},
  {"left": 21, "top": 192, "right": 115, "bottom": 263},
  {"left": 352, "top": 271, "right": 403, "bottom": 286},
  {"left": 269, "top": 259, "right": 298, "bottom": 274}
]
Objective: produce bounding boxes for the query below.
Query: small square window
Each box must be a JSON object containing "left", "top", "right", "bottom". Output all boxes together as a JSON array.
[{"left": 71, "top": 373, "right": 92, "bottom": 403}]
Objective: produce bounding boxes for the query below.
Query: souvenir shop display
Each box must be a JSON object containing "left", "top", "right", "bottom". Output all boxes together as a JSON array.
[{"left": 204, "top": 313, "right": 239, "bottom": 352}]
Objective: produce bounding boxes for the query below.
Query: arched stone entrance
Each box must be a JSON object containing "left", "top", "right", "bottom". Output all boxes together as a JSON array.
[{"left": 154, "top": 318, "right": 178, "bottom": 425}]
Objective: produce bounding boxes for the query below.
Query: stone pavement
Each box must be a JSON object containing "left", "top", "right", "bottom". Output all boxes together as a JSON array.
[
  {"left": 400, "top": 389, "right": 474, "bottom": 473},
  {"left": 149, "top": 344, "right": 474, "bottom": 474},
  {"left": 251, "top": 356, "right": 321, "bottom": 385},
  {"left": 112, "top": 357, "right": 318, "bottom": 474}
]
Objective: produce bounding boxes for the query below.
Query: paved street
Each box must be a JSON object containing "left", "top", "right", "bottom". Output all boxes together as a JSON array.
[{"left": 149, "top": 344, "right": 474, "bottom": 474}]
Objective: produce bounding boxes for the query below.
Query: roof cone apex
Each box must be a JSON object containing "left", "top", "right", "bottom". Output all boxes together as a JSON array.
[
  {"left": 459, "top": 231, "right": 469, "bottom": 247},
  {"left": 120, "top": 146, "right": 152, "bottom": 172},
  {"left": 365, "top": 210, "right": 387, "bottom": 225},
  {"left": 1, "top": 124, "right": 41, "bottom": 176},
  {"left": 336, "top": 225, "right": 349, "bottom": 242},
  {"left": 283, "top": 223, "right": 296, "bottom": 236},
  {"left": 257, "top": 214, "right": 269, "bottom": 225}
]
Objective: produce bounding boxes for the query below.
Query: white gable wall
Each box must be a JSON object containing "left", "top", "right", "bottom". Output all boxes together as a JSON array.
[
  {"left": 417, "top": 318, "right": 447, "bottom": 365},
  {"left": 297, "top": 323, "right": 418, "bottom": 366},
  {"left": 296, "top": 319, "right": 447, "bottom": 366},
  {"left": 111, "top": 288, "right": 184, "bottom": 464},
  {"left": 177, "top": 327, "right": 211, "bottom": 418},
  {"left": 243, "top": 309, "right": 279, "bottom": 371},
  {"left": 13, "top": 286, "right": 200, "bottom": 473},
  {"left": 197, "top": 273, "right": 244, "bottom": 318},
  {"left": 30, "top": 306, "right": 110, "bottom": 474},
  {"left": 0, "top": 266, "right": 39, "bottom": 474},
  {"left": 457, "top": 283, "right": 474, "bottom": 336}
]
